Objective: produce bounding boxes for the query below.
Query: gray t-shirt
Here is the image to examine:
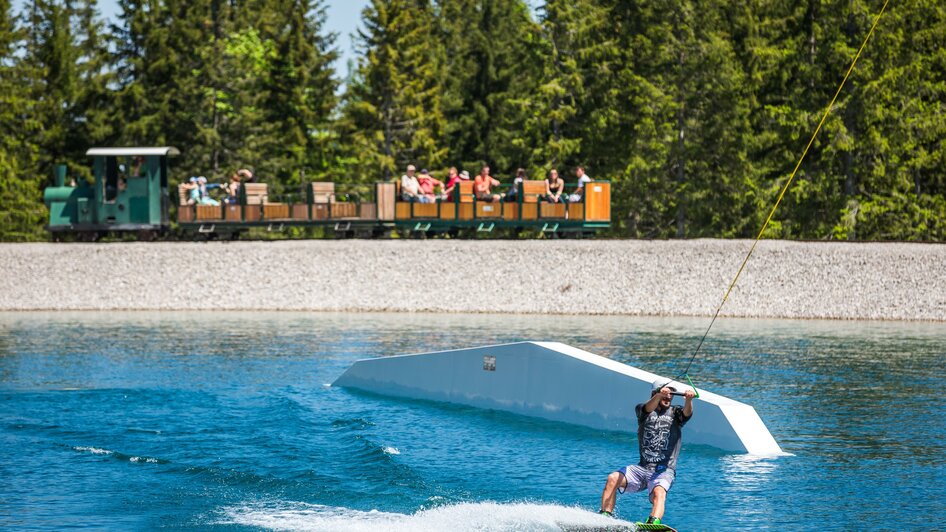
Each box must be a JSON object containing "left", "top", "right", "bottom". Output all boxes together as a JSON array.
[{"left": 636, "top": 403, "right": 691, "bottom": 472}]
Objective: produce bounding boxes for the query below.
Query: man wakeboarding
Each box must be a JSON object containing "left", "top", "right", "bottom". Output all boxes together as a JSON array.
[{"left": 598, "top": 379, "right": 695, "bottom": 527}]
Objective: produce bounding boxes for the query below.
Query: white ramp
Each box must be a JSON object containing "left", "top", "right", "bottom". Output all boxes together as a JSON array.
[{"left": 333, "top": 341, "right": 782, "bottom": 455}]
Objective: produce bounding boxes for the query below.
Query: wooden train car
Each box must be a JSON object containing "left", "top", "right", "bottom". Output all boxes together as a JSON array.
[
  {"left": 44, "top": 147, "right": 611, "bottom": 239},
  {"left": 178, "top": 180, "right": 611, "bottom": 237}
]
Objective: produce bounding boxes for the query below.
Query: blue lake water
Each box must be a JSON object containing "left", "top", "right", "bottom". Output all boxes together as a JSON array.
[{"left": 1, "top": 311, "right": 944, "bottom": 531}]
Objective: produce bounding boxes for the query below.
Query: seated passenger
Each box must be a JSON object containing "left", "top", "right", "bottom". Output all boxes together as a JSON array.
[
  {"left": 505, "top": 168, "right": 527, "bottom": 202},
  {"left": 545, "top": 169, "right": 567, "bottom": 203},
  {"left": 225, "top": 172, "right": 241, "bottom": 204},
  {"left": 400, "top": 164, "right": 433, "bottom": 203},
  {"left": 417, "top": 169, "right": 444, "bottom": 201},
  {"left": 568, "top": 166, "right": 593, "bottom": 202},
  {"left": 474, "top": 165, "right": 503, "bottom": 202},
  {"left": 184, "top": 177, "right": 200, "bottom": 205},
  {"left": 443, "top": 167, "right": 462, "bottom": 202},
  {"left": 197, "top": 176, "right": 221, "bottom": 206}
]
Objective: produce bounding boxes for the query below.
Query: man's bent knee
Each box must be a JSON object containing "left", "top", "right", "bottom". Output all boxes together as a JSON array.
[{"left": 606, "top": 471, "right": 626, "bottom": 490}]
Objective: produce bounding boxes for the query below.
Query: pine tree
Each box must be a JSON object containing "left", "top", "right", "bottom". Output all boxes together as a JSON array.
[
  {"left": 340, "top": 0, "right": 447, "bottom": 181},
  {"left": 22, "top": 0, "right": 112, "bottom": 183},
  {"left": 112, "top": 0, "right": 222, "bottom": 177},
  {"left": 527, "top": 0, "right": 602, "bottom": 173},
  {"left": 843, "top": 0, "right": 946, "bottom": 240},
  {"left": 437, "top": 0, "right": 544, "bottom": 174},
  {"left": 255, "top": 0, "right": 339, "bottom": 187},
  {"left": 595, "top": 0, "right": 753, "bottom": 238},
  {"left": 0, "top": 0, "right": 45, "bottom": 240}
]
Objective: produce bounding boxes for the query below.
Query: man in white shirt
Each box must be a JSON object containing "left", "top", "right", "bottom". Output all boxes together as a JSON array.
[
  {"left": 569, "top": 166, "right": 594, "bottom": 202},
  {"left": 400, "top": 164, "right": 433, "bottom": 203}
]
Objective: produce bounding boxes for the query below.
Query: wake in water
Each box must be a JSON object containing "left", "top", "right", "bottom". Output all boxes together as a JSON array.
[
  {"left": 71, "top": 445, "right": 165, "bottom": 464},
  {"left": 218, "top": 500, "right": 634, "bottom": 531}
]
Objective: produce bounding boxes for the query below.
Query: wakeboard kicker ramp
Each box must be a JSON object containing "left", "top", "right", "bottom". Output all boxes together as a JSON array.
[{"left": 333, "top": 341, "right": 782, "bottom": 455}]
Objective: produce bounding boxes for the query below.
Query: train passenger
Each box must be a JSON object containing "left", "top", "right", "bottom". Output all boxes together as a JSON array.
[
  {"left": 443, "top": 167, "right": 461, "bottom": 202},
  {"left": 568, "top": 166, "right": 593, "bottom": 203},
  {"left": 545, "top": 169, "right": 567, "bottom": 204},
  {"left": 131, "top": 156, "right": 145, "bottom": 177},
  {"left": 196, "top": 176, "right": 221, "bottom": 206},
  {"left": 401, "top": 164, "right": 433, "bottom": 203},
  {"left": 418, "top": 169, "right": 445, "bottom": 201},
  {"left": 237, "top": 168, "right": 255, "bottom": 183},
  {"left": 505, "top": 168, "right": 527, "bottom": 202},
  {"left": 225, "top": 172, "right": 241, "bottom": 204},
  {"left": 184, "top": 177, "right": 200, "bottom": 205},
  {"left": 474, "top": 165, "right": 503, "bottom": 202}
]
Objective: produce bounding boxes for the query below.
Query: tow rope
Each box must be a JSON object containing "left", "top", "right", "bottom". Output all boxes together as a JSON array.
[{"left": 665, "top": 0, "right": 890, "bottom": 392}]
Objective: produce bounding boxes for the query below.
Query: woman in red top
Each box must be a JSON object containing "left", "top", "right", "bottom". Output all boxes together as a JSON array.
[{"left": 443, "top": 167, "right": 464, "bottom": 202}]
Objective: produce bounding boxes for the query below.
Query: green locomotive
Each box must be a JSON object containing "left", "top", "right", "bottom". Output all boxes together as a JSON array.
[{"left": 44, "top": 147, "right": 178, "bottom": 241}]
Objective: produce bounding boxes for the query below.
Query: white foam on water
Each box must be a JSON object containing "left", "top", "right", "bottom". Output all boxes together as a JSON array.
[
  {"left": 218, "top": 500, "right": 632, "bottom": 531},
  {"left": 129, "top": 456, "right": 159, "bottom": 463},
  {"left": 382, "top": 446, "right": 401, "bottom": 455},
  {"left": 73, "top": 446, "right": 113, "bottom": 455}
]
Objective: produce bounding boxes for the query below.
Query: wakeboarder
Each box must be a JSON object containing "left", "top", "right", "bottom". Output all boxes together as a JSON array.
[{"left": 598, "top": 379, "right": 695, "bottom": 527}]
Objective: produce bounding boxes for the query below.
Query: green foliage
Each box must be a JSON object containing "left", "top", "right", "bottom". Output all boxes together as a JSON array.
[
  {"left": 110, "top": 0, "right": 338, "bottom": 193},
  {"left": 437, "top": 0, "right": 544, "bottom": 174},
  {"left": 339, "top": 0, "right": 447, "bottom": 181},
  {"left": 21, "top": 0, "right": 112, "bottom": 184},
  {"left": 0, "top": 0, "right": 46, "bottom": 240},
  {"left": 255, "top": 0, "right": 339, "bottom": 187}
]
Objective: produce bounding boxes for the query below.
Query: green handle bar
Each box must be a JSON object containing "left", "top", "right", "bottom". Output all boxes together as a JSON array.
[{"left": 668, "top": 374, "right": 701, "bottom": 399}]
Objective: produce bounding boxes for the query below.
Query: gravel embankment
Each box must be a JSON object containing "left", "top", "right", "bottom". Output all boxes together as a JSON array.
[{"left": 1, "top": 240, "right": 943, "bottom": 320}]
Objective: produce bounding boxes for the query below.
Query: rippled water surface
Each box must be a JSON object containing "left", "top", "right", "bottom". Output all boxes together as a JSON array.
[{"left": 1, "top": 312, "right": 944, "bottom": 531}]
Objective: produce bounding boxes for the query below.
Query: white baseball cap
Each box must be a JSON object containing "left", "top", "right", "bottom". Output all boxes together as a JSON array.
[{"left": 652, "top": 379, "right": 676, "bottom": 393}]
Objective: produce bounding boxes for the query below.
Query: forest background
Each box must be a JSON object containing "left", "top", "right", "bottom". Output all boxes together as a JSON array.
[{"left": 1, "top": 0, "right": 943, "bottom": 241}]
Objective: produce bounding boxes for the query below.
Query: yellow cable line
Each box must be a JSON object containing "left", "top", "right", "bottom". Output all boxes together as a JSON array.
[{"left": 679, "top": 0, "right": 891, "bottom": 378}]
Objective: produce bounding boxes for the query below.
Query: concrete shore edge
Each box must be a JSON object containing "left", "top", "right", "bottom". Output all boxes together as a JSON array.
[{"left": 2, "top": 240, "right": 943, "bottom": 321}]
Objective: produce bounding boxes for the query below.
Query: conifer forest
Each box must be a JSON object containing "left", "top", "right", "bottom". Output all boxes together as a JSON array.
[{"left": 1, "top": 0, "right": 944, "bottom": 241}]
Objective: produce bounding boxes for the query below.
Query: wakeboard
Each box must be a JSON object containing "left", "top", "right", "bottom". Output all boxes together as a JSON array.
[
  {"left": 558, "top": 523, "right": 676, "bottom": 532},
  {"left": 633, "top": 523, "right": 677, "bottom": 532}
]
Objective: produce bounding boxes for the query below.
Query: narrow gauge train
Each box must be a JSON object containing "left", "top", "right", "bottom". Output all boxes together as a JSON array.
[{"left": 44, "top": 147, "right": 611, "bottom": 240}]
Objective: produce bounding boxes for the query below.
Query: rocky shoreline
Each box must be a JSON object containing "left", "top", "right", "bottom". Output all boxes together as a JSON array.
[{"left": 2, "top": 240, "right": 943, "bottom": 321}]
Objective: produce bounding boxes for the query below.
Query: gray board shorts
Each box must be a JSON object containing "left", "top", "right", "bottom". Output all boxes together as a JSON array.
[{"left": 617, "top": 465, "right": 675, "bottom": 494}]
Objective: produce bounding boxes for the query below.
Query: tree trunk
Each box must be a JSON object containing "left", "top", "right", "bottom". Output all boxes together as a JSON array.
[{"left": 675, "top": 49, "right": 686, "bottom": 238}]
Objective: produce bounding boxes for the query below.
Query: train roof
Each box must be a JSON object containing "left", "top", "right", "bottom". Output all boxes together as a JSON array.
[{"left": 86, "top": 147, "right": 180, "bottom": 157}]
